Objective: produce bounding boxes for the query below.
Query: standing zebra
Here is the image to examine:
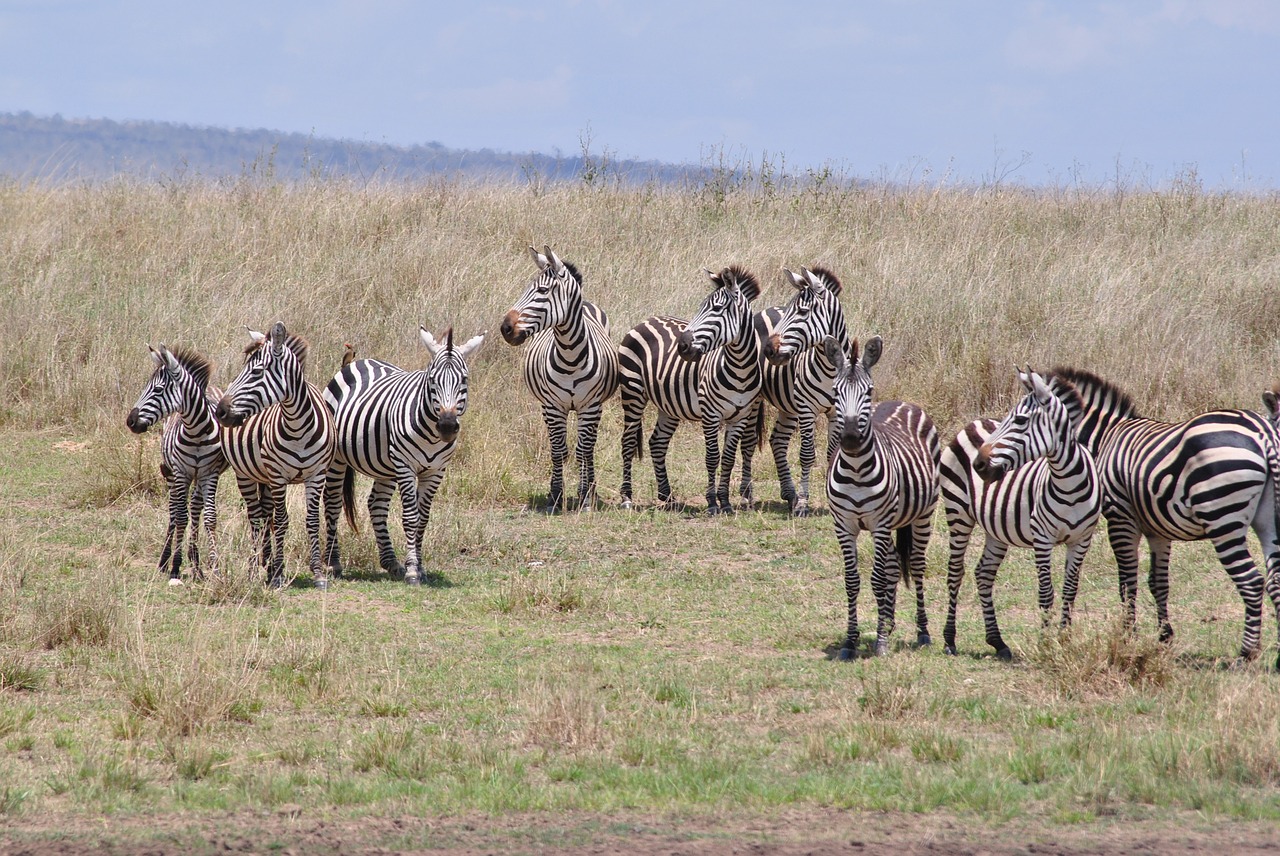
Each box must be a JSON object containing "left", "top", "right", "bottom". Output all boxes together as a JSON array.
[
  {"left": 215, "top": 323, "right": 336, "bottom": 589},
  {"left": 500, "top": 246, "right": 619, "bottom": 511},
  {"left": 126, "top": 344, "right": 227, "bottom": 585},
  {"left": 758, "top": 266, "right": 851, "bottom": 515},
  {"left": 618, "top": 265, "right": 763, "bottom": 514},
  {"left": 825, "top": 335, "right": 939, "bottom": 658},
  {"left": 939, "top": 368, "right": 1101, "bottom": 660},
  {"left": 322, "top": 327, "right": 485, "bottom": 585},
  {"left": 1051, "top": 368, "right": 1280, "bottom": 667}
]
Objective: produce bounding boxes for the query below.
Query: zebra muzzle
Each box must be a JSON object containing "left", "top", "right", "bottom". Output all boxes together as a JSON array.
[
  {"left": 763, "top": 333, "right": 789, "bottom": 366},
  {"left": 125, "top": 408, "right": 150, "bottom": 434},
  {"left": 438, "top": 412, "right": 460, "bottom": 440},
  {"left": 973, "top": 446, "right": 1006, "bottom": 482},
  {"left": 500, "top": 311, "right": 528, "bottom": 345},
  {"left": 214, "top": 397, "right": 246, "bottom": 428}
]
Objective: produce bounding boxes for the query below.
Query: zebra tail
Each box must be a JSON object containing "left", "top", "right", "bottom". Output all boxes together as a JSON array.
[
  {"left": 754, "top": 400, "right": 766, "bottom": 451},
  {"left": 895, "top": 526, "right": 913, "bottom": 588},
  {"left": 342, "top": 466, "right": 358, "bottom": 533}
]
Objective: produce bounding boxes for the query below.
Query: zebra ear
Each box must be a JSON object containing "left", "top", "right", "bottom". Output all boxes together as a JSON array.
[
  {"left": 1263, "top": 388, "right": 1280, "bottom": 421},
  {"left": 529, "top": 245, "right": 550, "bottom": 271},
  {"left": 783, "top": 268, "right": 805, "bottom": 290},
  {"left": 823, "top": 335, "right": 846, "bottom": 373},
  {"left": 246, "top": 326, "right": 267, "bottom": 345},
  {"left": 543, "top": 246, "right": 565, "bottom": 275},
  {"left": 269, "top": 322, "right": 287, "bottom": 355},
  {"left": 456, "top": 331, "right": 486, "bottom": 361},
  {"left": 159, "top": 344, "right": 180, "bottom": 374},
  {"left": 802, "top": 267, "right": 828, "bottom": 298},
  {"left": 1028, "top": 369, "right": 1054, "bottom": 406},
  {"left": 861, "top": 335, "right": 883, "bottom": 371},
  {"left": 148, "top": 344, "right": 164, "bottom": 368},
  {"left": 419, "top": 326, "right": 442, "bottom": 357}
]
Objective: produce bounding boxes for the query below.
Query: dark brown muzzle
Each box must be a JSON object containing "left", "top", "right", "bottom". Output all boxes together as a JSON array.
[
  {"left": 500, "top": 310, "right": 528, "bottom": 345},
  {"left": 676, "top": 330, "right": 700, "bottom": 361},
  {"left": 763, "top": 332, "right": 789, "bottom": 366},
  {"left": 215, "top": 396, "right": 245, "bottom": 428},
  {"left": 126, "top": 408, "right": 148, "bottom": 434},
  {"left": 973, "top": 443, "right": 1006, "bottom": 483}
]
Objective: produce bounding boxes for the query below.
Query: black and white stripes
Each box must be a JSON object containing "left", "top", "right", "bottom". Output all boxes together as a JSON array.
[
  {"left": 501, "top": 246, "right": 619, "bottom": 511},
  {"left": 939, "top": 368, "right": 1101, "bottom": 659}
]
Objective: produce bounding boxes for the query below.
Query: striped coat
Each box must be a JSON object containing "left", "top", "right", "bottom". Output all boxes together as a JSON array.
[
  {"left": 126, "top": 344, "right": 227, "bottom": 584},
  {"left": 500, "top": 246, "right": 619, "bottom": 511},
  {"left": 938, "top": 369, "right": 1101, "bottom": 659},
  {"left": 215, "top": 323, "right": 336, "bottom": 588},
  {"left": 825, "top": 336, "right": 940, "bottom": 658},
  {"left": 322, "top": 327, "right": 484, "bottom": 585}
]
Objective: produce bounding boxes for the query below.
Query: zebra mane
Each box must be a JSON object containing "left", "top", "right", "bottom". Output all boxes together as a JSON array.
[
  {"left": 243, "top": 331, "right": 310, "bottom": 369},
  {"left": 712, "top": 265, "right": 761, "bottom": 301},
  {"left": 1042, "top": 372, "right": 1086, "bottom": 434},
  {"left": 560, "top": 259, "right": 582, "bottom": 286},
  {"left": 1046, "top": 367, "right": 1142, "bottom": 421},
  {"left": 167, "top": 345, "right": 214, "bottom": 390},
  {"left": 807, "top": 265, "right": 843, "bottom": 297}
]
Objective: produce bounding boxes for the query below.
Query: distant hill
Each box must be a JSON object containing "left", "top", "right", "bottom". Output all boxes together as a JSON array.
[{"left": 0, "top": 111, "right": 702, "bottom": 185}]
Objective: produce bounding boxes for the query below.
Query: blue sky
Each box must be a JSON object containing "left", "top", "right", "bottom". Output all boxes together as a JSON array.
[{"left": 2, "top": 0, "right": 1277, "bottom": 187}]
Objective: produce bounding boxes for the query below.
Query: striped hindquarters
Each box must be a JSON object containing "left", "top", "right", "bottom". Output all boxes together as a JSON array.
[{"left": 618, "top": 316, "right": 703, "bottom": 422}]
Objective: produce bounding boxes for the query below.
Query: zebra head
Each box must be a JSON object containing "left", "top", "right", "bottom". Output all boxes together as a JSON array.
[
  {"left": 676, "top": 265, "right": 761, "bottom": 361},
  {"left": 763, "top": 266, "right": 847, "bottom": 366},
  {"left": 827, "top": 334, "right": 882, "bottom": 452},
  {"left": 420, "top": 326, "right": 486, "bottom": 441},
  {"left": 127, "top": 344, "right": 208, "bottom": 433},
  {"left": 974, "top": 368, "right": 1073, "bottom": 483},
  {"left": 215, "top": 323, "right": 305, "bottom": 428},
  {"left": 501, "top": 246, "right": 583, "bottom": 346}
]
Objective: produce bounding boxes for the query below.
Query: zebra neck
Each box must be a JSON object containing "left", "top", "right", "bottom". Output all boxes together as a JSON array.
[
  {"left": 277, "top": 373, "right": 319, "bottom": 425},
  {"left": 409, "top": 372, "right": 445, "bottom": 436},
  {"left": 1045, "top": 429, "right": 1088, "bottom": 475},
  {"left": 722, "top": 309, "right": 760, "bottom": 373},
  {"left": 179, "top": 383, "right": 220, "bottom": 439},
  {"left": 551, "top": 300, "right": 589, "bottom": 351}
]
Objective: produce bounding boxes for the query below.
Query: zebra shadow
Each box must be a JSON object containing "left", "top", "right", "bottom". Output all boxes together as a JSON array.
[
  {"left": 752, "top": 499, "right": 831, "bottom": 519},
  {"left": 819, "top": 637, "right": 932, "bottom": 661},
  {"left": 525, "top": 494, "right": 609, "bottom": 515},
  {"left": 329, "top": 568, "right": 455, "bottom": 588}
]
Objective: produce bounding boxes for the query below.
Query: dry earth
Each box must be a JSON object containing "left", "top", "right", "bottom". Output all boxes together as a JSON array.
[{"left": 1, "top": 809, "right": 1277, "bottom": 855}]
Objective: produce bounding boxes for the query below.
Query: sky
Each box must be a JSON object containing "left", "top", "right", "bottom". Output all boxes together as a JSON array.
[{"left": 1, "top": 0, "right": 1278, "bottom": 188}]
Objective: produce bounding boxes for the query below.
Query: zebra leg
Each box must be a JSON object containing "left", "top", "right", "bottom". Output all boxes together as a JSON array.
[
  {"left": 870, "top": 529, "right": 900, "bottom": 656},
  {"left": 649, "top": 413, "right": 680, "bottom": 507},
  {"left": 835, "top": 520, "right": 862, "bottom": 660},
  {"left": 305, "top": 474, "right": 327, "bottom": 589},
  {"left": 407, "top": 471, "right": 445, "bottom": 586},
  {"left": 769, "top": 412, "right": 799, "bottom": 512},
  {"left": 619, "top": 390, "right": 646, "bottom": 509},
  {"left": 197, "top": 472, "right": 219, "bottom": 580},
  {"left": 235, "top": 475, "right": 268, "bottom": 578},
  {"left": 1207, "top": 530, "right": 1265, "bottom": 660},
  {"left": 795, "top": 413, "right": 817, "bottom": 517},
  {"left": 1033, "top": 541, "right": 1056, "bottom": 627},
  {"left": 906, "top": 518, "right": 932, "bottom": 646},
  {"left": 716, "top": 418, "right": 748, "bottom": 514},
  {"left": 974, "top": 539, "right": 1012, "bottom": 660},
  {"left": 942, "top": 516, "right": 975, "bottom": 655},
  {"left": 575, "top": 401, "right": 605, "bottom": 510},
  {"left": 1147, "top": 536, "right": 1175, "bottom": 643},
  {"left": 737, "top": 400, "right": 761, "bottom": 507},
  {"left": 184, "top": 479, "right": 203, "bottom": 581},
  {"left": 322, "top": 462, "right": 346, "bottom": 575},
  {"left": 267, "top": 484, "right": 289, "bottom": 588},
  {"left": 367, "top": 479, "right": 404, "bottom": 577},
  {"left": 1106, "top": 517, "right": 1143, "bottom": 630},
  {"left": 542, "top": 403, "right": 568, "bottom": 513},
  {"left": 161, "top": 472, "right": 190, "bottom": 584},
  {"left": 701, "top": 417, "right": 724, "bottom": 514},
  {"left": 1059, "top": 536, "right": 1092, "bottom": 630},
  {"left": 397, "top": 470, "right": 423, "bottom": 583}
]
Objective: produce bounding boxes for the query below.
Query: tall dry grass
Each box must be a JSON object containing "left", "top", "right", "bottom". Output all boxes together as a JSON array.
[{"left": 3, "top": 174, "right": 1279, "bottom": 506}]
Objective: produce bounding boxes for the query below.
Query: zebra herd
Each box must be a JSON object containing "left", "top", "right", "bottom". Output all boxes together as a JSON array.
[{"left": 128, "top": 245, "right": 1280, "bottom": 669}]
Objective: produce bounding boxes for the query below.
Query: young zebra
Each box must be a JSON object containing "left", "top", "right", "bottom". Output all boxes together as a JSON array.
[
  {"left": 215, "top": 323, "right": 336, "bottom": 589},
  {"left": 126, "top": 344, "right": 227, "bottom": 585},
  {"left": 1056, "top": 367, "right": 1280, "bottom": 667},
  {"left": 618, "top": 265, "right": 763, "bottom": 514},
  {"left": 500, "top": 246, "right": 619, "bottom": 511},
  {"left": 322, "top": 327, "right": 485, "bottom": 585},
  {"left": 939, "top": 368, "right": 1101, "bottom": 660},
  {"left": 758, "top": 266, "right": 851, "bottom": 515},
  {"left": 825, "top": 335, "right": 939, "bottom": 658}
]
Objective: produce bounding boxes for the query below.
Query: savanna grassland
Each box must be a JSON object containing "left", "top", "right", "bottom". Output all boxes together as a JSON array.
[{"left": 1, "top": 172, "right": 1280, "bottom": 853}]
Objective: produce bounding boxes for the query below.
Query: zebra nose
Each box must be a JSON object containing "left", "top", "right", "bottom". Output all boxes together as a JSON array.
[
  {"left": 676, "top": 330, "right": 700, "bottom": 360},
  {"left": 438, "top": 412, "right": 460, "bottom": 440},
  {"left": 500, "top": 311, "right": 526, "bottom": 345},
  {"left": 214, "top": 397, "right": 240, "bottom": 428},
  {"left": 126, "top": 408, "right": 147, "bottom": 434},
  {"left": 763, "top": 333, "right": 787, "bottom": 365}
]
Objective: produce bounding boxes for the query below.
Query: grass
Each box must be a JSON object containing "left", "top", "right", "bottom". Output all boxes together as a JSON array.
[{"left": 0, "top": 176, "right": 1279, "bottom": 844}]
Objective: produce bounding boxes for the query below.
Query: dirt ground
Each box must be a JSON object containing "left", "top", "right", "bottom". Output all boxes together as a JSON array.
[{"left": 1, "top": 809, "right": 1277, "bottom": 855}]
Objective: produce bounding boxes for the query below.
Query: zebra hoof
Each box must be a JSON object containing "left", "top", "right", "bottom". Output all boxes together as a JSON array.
[
  {"left": 792, "top": 505, "right": 811, "bottom": 519},
  {"left": 404, "top": 574, "right": 421, "bottom": 587},
  {"left": 620, "top": 499, "right": 634, "bottom": 511},
  {"left": 943, "top": 644, "right": 958, "bottom": 656},
  {"left": 837, "top": 647, "right": 857, "bottom": 661},
  {"left": 267, "top": 575, "right": 285, "bottom": 590},
  {"left": 874, "top": 642, "right": 890, "bottom": 658},
  {"left": 995, "top": 647, "right": 1013, "bottom": 662},
  {"left": 167, "top": 577, "right": 184, "bottom": 587},
  {"left": 313, "top": 576, "right": 329, "bottom": 591},
  {"left": 916, "top": 632, "right": 932, "bottom": 647}
]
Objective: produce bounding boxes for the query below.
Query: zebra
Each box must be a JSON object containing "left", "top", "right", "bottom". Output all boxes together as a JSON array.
[
  {"left": 938, "top": 368, "right": 1101, "bottom": 660},
  {"left": 618, "top": 265, "right": 763, "bottom": 514},
  {"left": 500, "top": 246, "right": 619, "bottom": 511},
  {"left": 322, "top": 326, "right": 485, "bottom": 585},
  {"left": 1052, "top": 367, "right": 1280, "bottom": 667},
  {"left": 824, "top": 335, "right": 939, "bottom": 658},
  {"left": 126, "top": 344, "right": 227, "bottom": 585},
  {"left": 215, "top": 322, "right": 336, "bottom": 589},
  {"left": 758, "top": 266, "right": 851, "bottom": 515}
]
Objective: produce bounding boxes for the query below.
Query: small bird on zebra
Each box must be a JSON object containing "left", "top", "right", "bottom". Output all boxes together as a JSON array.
[
  {"left": 500, "top": 246, "right": 619, "bottom": 512},
  {"left": 824, "top": 335, "right": 939, "bottom": 658},
  {"left": 618, "top": 265, "right": 763, "bottom": 514},
  {"left": 126, "top": 344, "right": 227, "bottom": 585},
  {"left": 215, "top": 322, "right": 336, "bottom": 589},
  {"left": 322, "top": 326, "right": 485, "bottom": 585},
  {"left": 938, "top": 367, "right": 1101, "bottom": 660},
  {"left": 1053, "top": 368, "right": 1280, "bottom": 668},
  {"left": 757, "top": 265, "right": 852, "bottom": 516}
]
